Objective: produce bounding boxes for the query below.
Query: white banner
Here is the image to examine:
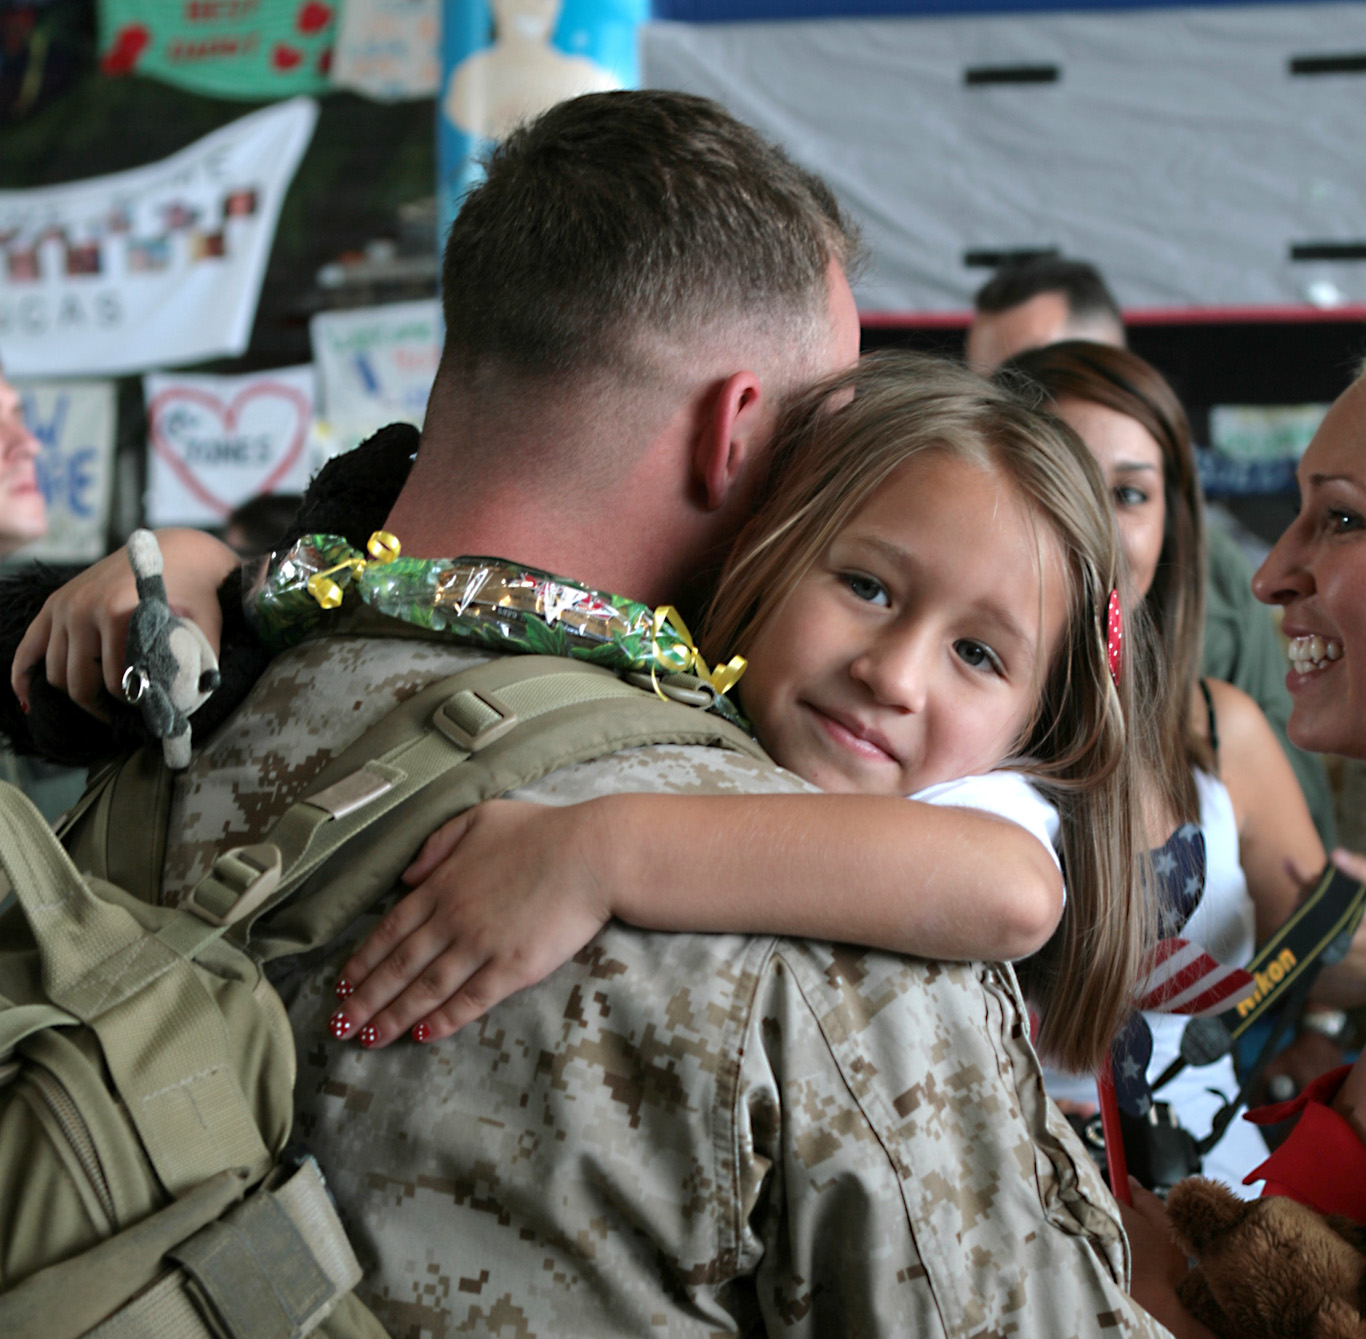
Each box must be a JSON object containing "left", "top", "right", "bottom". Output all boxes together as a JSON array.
[
  {"left": 16, "top": 379, "right": 117, "bottom": 563},
  {"left": 332, "top": 0, "right": 440, "bottom": 101},
  {"left": 0, "top": 99, "right": 317, "bottom": 378},
  {"left": 310, "top": 299, "right": 440, "bottom": 452},
  {"left": 145, "top": 365, "right": 317, "bottom": 527}
]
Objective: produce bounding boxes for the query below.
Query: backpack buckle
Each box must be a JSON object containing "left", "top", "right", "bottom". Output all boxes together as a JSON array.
[
  {"left": 185, "top": 844, "right": 284, "bottom": 926},
  {"left": 434, "top": 688, "right": 519, "bottom": 751}
]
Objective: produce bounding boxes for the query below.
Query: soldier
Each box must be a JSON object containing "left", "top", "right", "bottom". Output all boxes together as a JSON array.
[{"left": 15, "top": 93, "right": 1177, "bottom": 1334}]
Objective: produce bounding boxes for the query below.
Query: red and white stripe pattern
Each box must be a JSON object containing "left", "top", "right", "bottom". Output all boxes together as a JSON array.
[{"left": 1135, "top": 937, "right": 1257, "bottom": 1017}]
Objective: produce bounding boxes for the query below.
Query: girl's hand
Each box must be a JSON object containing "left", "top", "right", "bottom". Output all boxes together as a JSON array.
[
  {"left": 12, "top": 528, "right": 235, "bottom": 716},
  {"left": 328, "top": 798, "right": 614, "bottom": 1048}
]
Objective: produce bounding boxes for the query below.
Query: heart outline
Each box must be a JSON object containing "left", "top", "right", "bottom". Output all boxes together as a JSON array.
[{"left": 149, "top": 381, "right": 310, "bottom": 517}]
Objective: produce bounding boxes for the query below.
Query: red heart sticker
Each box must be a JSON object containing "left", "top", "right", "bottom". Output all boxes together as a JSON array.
[
  {"left": 149, "top": 382, "right": 310, "bottom": 517},
  {"left": 297, "top": 1, "right": 333, "bottom": 34},
  {"left": 272, "top": 42, "right": 303, "bottom": 70},
  {"left": 102, "top": 24, "right": 150, "bottom": 76}
]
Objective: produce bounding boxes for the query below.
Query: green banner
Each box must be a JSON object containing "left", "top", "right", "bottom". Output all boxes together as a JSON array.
[{"left": 100, "top": 0, "right": 336, "bottom": 99}]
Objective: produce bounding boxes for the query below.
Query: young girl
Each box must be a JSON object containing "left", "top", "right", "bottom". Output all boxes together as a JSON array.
[
  {"left": 317, "top": 353, "right": 1156, "bottom": 1077},
  {"left": 11, "top": 354, "right": 1156, "bottom": 1077}
]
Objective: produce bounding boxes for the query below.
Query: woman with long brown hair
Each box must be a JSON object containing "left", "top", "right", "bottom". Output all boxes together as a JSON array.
[{"left": 1004, "top": 340, "right": 1332, "bottom": 1193}]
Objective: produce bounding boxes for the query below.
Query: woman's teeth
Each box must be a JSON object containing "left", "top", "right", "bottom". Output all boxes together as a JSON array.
[{"left": 1289, "top": 634, "right": 1343, "bottom": 674}]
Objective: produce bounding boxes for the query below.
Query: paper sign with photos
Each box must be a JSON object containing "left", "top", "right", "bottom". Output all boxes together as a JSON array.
[{"left": 145, "top": 365, "right": 316, "bottom": 526}]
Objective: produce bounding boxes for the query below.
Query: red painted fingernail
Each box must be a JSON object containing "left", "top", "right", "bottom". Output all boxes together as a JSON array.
[
  {"left": 334, "top": 978, "right": 353, "bottom": 1000},
  {"left": 18, "top": 698, "right": 28, "bottom": 714},
  {"left": 359, "top": 1024, "right": 380, "bottom": 1048},
  {"left": 329, "top": 1012, "right": 353, "bottom": 1038},
  {"left": 412, "top": 1022, "right": 432, "bottom": 1043}
]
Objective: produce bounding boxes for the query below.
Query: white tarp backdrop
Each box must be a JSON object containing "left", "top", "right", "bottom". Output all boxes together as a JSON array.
[
  {"left": 15, "top": 379, "right": 117, "bottom": 563},
  {"left": 641, "top": 3, "right": 1366, "bottom": 316},
  {"left": 0, "top": 99, "right": 318, "bottom": 378},
  {"left": 144, "top": 364, "right": 317, "bottom": 526}
]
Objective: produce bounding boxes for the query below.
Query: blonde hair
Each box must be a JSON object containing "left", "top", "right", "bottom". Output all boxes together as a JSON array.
[
  {"left": 1002, "top": 341, "right": 1211, "bottom": 826},
  {"left": 702, "top": 351, "right": 1157, "bottom": 1073}
]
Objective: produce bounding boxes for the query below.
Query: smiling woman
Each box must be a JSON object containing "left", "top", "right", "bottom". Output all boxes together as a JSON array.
[{"left": 1254, "top": 370, "right": 1366, "bottom": 763}]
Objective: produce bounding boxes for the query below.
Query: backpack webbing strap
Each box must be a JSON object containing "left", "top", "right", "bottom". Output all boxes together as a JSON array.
[
  {"left": 0, "top": 784, "right": 273, "bottom": 1196},
  {"left": 183, "top": 657, "right": 765, "bottom": 957},
  {"left": 1, "top": 1160, "right": 360, "bottom": 1339}
]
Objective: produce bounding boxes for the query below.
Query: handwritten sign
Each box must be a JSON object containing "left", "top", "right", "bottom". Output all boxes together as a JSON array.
[
  {"left": 0, "top": 99, "right": 316, "bottom": 379},
  {"left": 310, "top": 299, "right": 439, "bottom": 452},
  {"left": 145, "top": 365, "right": 316, "bottom": 525},
  {"left": 100, "top": 0, "right": 335, "bottom": 99},
  {"left": 332, "top": 0, "right": 439, "bottom": 100},
  {"left": 15, "top": 379, "right": 117, "bottom": 563}
]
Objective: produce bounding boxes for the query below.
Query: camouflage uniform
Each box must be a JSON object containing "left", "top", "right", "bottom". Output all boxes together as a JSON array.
[{"left": 162, "top": 627, "right": 1173, "bottom": 1337}]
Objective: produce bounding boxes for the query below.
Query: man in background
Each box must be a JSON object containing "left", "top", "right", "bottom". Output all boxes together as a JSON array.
[
  {"left": 966, "top": 255, "right": 1336, "bottom": 848},
  {"left": 966, "top": 254, "right": 1125, "bottom": 375}
]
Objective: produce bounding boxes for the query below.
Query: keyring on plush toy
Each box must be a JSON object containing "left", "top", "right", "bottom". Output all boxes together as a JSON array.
[{"left": 122, "top": 529, "right": 222, "bottom": 770}]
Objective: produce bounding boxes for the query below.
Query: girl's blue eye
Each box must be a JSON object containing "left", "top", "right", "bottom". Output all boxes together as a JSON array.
[
  {"left": 1114, "top": 485, "right": 1148, "bottom": 508},
  {"left": 845, "top": 573, "right": 889, "bottom": 606},
  {"left": 954, "top": 639, "right": 1002, "bottom": 674},
  {"left": 1328, "top": 509, "right": 1364, "bottom": 535}
]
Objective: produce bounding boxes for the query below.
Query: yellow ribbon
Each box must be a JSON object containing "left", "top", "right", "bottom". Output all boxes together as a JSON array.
[
  {"left": 306, "top": 530, "right": 402, "bottom": 610},
  {"left": 649, "top": 604, "right": 746, "bottom": 699}
]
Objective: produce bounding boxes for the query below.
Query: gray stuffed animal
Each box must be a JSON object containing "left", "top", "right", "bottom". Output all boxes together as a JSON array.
[{"left": 122, "top": 529, "right": 221, "bottom": 770}]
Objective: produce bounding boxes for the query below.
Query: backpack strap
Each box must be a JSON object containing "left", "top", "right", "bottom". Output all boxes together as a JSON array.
[
  {"left": 57, "top": 745, "right": 174, "bottom": 905},
  {"left": 0, "top": 1158, "right": 366, "bottom": 1339},
  {"left": 0, "top": 784, "right": 279, "bottom": 1196},
  {"left": 186, "top": 655, "right": 766, "bottom": 961}
]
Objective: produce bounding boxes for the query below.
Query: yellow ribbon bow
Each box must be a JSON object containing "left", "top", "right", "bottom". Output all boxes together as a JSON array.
[
  {"left": 649, "top": 604, "right": 746, "bottom": 699},
  {"left": 306, "top": 531, "right": 402, "bottom": 610}
]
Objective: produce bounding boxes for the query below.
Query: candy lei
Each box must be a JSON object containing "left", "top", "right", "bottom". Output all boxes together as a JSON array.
[{"left": 245, "top": 532, "right": 748, "bottom": 725}]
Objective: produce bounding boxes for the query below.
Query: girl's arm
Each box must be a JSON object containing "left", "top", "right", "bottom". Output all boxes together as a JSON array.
[{"left": 329, "top": 789, "right": 1064, "bottom": 1048}]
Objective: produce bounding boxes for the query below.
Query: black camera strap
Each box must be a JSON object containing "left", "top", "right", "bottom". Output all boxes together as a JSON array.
[{"left": 1151, "top": 865, "right": 1366, "bottom": 1140}]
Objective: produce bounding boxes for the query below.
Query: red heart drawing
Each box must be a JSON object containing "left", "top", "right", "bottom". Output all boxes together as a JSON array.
[
  {"left": 272, "top": 42, "right": 303, "bottom": 70},
  {"left": 296, "top": 1, "right": 333, "bottom": 35},
  {"left": 102, "top": 24, "right": 150, "bottom": 76},
  {"left": 148, "top": 382, "right": 310, "bottom": 517}
]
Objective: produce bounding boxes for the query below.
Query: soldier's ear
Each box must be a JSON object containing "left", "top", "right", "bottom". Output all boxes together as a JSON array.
[{"left": 694, "top": 370, "right": 764, "bottom": 512}]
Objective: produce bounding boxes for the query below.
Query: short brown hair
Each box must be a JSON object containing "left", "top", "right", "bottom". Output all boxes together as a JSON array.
[{"left": 440, "top": 90, "right": 858, "bottom": 386}]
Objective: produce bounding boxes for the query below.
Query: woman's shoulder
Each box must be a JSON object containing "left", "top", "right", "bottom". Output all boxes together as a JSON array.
[{"left": 1191, "top": 677, "right": 1275, "bottom": 758}]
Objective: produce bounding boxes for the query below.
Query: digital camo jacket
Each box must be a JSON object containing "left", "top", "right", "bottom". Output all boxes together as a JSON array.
[{"left": 160, "top": 629, "right": 1173, "bottom": 1338}]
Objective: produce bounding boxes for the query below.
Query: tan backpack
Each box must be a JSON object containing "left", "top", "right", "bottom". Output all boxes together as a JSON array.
[{"left": 0, "top": 656, "right": 765, "bottom": 1339}]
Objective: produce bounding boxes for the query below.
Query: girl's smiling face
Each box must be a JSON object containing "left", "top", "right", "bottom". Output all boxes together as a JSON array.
[
  {"left": 1254, "top": 377, "right": 1366, "bottom": 759},
  {"left": 737, "top": 451, "right": 1068, "bottom": 796}
]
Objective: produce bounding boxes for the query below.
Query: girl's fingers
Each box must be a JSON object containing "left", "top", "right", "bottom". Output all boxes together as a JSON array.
[
  {"left": 12, "top": 606, "right": 52, "bottom": 704},
  {"left": 406, "top": 962, "right": 518, "bottom": 1044},
  {"left": 333, "top": 942, "right": 490, "bottom": 1048},
  {"left": 63, "top": 622, "right": 111, "bottom": 716},
  {"left": 336, "top": 886, "right": 440, "bottom": 991},
  {"left": 401, "top": 810, "right": 477, "bottom": 885}
]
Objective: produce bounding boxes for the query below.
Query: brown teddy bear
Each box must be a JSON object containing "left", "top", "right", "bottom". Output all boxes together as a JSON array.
[{"left": 1165, "top": 1176, "right": 1366, "bottom": 1338}]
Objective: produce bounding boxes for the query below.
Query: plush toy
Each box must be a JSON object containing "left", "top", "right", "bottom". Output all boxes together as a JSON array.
[
  {"left": 1165, "top": 1176, "right": 1366, "bottom": 1338},
  {"left": 122, "top": 529, "right": 221, "bottom": 770}
]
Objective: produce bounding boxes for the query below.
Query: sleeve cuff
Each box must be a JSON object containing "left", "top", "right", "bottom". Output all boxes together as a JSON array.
[{"left": 1243, "top": 1065, "right": 1366, "bottom": 1225}]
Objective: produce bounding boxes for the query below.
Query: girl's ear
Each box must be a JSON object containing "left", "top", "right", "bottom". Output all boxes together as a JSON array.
[{"left": 694, "top": 370, "right": 765, "bottom": 512}]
